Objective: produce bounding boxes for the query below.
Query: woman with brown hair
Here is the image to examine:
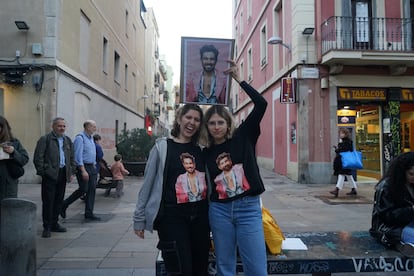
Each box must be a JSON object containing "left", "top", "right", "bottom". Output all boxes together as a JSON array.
[
  {"left": 133, "top": 104, "right": 210, "bottom": 275},
  {"left": 0, "top": 116, "right": 29, "bottom": 201},
  {"left": 330, "top": 127, "right": 358, "bottom": 197}
]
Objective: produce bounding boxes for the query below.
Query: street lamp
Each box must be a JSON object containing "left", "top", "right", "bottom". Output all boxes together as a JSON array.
[
  {"left": 15, "top": 21, "right": 30, "bottom": 30},
  {"left": 302, "top": 27, "right": 315, "bottom": 64},
  {"left": 267, "top": 36, "right": 291, "bottom": 52},
  {"left": 138, "top": 94, "right": 149, "bottom": 129},
  {"left": 302, "top": 27, "right": 314, "bottom": 35},
  {"left": 138, "top": 94, "right": 149, "bottom": 114}
]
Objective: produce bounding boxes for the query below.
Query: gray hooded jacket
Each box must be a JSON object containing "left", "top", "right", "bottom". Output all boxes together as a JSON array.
[{"left": 133, "top": 137, "right": 167, "bottom": 232}]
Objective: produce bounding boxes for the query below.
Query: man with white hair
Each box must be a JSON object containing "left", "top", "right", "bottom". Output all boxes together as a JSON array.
[{"left": 61, "top": 120, "right": 101, "bottom": 221}]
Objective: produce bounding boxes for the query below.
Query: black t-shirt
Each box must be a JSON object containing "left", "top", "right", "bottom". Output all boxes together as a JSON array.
[
  {"left": 163, "top": 139, "right": 207, "bottom": 206},
  {"left": 204, "top": 81, "right": 267, "bottom": 202}
]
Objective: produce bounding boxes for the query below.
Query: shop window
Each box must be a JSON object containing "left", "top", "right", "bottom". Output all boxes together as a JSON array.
[{"left": 402, "top": 120, "right": 414, "bottom": 152}]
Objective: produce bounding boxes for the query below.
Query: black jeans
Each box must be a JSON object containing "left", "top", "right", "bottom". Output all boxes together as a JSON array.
[
  {"left": 41, "top": 167, "right": 66, "bottom": 228},
  {"left": 64, "top": 164, "right": 97, "bottom": 217},
  {"left": 156, "top": 201, "right": 210, "bottom": 276}
]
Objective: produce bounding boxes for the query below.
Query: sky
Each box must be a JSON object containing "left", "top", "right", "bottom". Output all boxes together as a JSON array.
[{"left": 144, "top": 0, "right": 233, "bottom": 85}]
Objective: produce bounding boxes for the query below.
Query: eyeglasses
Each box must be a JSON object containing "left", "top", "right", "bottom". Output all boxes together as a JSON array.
[{"left": 207, "top": 120, "right": 226, "bottom": 127}]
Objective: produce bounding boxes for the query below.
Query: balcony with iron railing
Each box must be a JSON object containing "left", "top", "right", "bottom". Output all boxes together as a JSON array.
[{"left": 321, "top": 16, "right": 414, "bottom": 67}]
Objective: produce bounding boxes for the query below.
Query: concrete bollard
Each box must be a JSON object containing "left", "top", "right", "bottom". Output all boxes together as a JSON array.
[{"left": 0, "top": 198, "right": 37, "bottom": 276}]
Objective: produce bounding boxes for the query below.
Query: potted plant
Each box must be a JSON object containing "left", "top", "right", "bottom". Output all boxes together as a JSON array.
[{"left": 116, "top": 128, "right": 157, "bottom": 175}]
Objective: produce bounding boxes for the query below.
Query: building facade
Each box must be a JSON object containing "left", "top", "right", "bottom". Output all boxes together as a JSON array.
[
  {"left": 233, "top": 0, "right": 414, "bottom": 183},
  {"left": 0, "top": 0, "right": 161, "bottom": 183}
]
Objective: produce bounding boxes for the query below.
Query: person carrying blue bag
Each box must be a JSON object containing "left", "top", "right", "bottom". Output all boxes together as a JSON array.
[{"left": 330, "top": 127, "right": 358, "bottom": 198}]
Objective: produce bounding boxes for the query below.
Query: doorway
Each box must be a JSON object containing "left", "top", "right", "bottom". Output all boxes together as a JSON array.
[
  {"left": 352, "top": 0, "right": 372, "bottom": 49},
  {"left": 355, "top": 105, "right": 381, "bottom": 179}
]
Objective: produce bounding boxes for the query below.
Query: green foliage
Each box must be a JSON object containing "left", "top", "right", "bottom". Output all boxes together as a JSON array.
[{"left": 116, "top": 128, "right": 157, "bottom": 161}]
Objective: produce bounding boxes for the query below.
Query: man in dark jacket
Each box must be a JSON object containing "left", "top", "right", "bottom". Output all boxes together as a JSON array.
[{"left": 34, "top": 117, "right": 76, "bottom": 238}]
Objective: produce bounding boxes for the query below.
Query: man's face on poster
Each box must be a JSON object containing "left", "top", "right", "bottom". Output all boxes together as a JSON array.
[{"left": 201, "top": 51, "right": 217, "bottom": 73}]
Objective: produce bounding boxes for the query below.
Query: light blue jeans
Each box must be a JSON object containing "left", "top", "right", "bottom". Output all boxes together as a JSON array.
[
  {"left": 209, "top": 195, "right": 267, "bottom": 276},
  {"left": 402, "top": 221, "right": 414, "bottom": 244}
]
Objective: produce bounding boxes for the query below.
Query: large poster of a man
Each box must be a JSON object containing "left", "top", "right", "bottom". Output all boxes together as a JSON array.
[{"left": 180, "top": 36, "right": 235, "bottom": 105}]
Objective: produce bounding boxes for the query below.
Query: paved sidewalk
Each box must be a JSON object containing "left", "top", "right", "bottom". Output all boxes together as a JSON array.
[{"left": 16, "top": 169, "right": 409, "bottom": 276}]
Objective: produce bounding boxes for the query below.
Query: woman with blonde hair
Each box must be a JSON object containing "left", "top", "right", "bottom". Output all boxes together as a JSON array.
[{"left": 202, "top": 60, "right": 268, "bottom": 275}]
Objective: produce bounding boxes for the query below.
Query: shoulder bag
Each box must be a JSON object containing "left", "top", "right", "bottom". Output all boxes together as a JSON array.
[
  {"left": 340, "top": 150, "right": 363, "bottom": 170},
  {"left": 262, "top": 206, "right": 285, "bottom": 254},
  {"left": 7, "top": 159, "right": 25, "bottom": 179}
]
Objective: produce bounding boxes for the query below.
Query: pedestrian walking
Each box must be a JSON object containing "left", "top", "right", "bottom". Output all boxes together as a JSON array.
[
  {"left": 108, "top": 154, "right": 129, "bottom": 198},
  {"left": 61, "top": 120, "right": 101, "bottom": 221},
  {"left": 330, "top": 127, "right": 358, "bottom": 197}
]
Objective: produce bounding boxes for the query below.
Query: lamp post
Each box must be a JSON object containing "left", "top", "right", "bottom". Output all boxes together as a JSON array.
[
  {"left": 267, "top": 36, "right": 291, "bottom": 52},
  {"left": 139, "top": 95, "right": 149, "bottom": 113},
  {"left": 267, "top": 36, "right": 291, "bottom": 66},
  {"left": 138, "top": 95, "right": 149, "bottom": 128},
  {"left": 302, "top": 27, "right": 314, "bottom": 64}
]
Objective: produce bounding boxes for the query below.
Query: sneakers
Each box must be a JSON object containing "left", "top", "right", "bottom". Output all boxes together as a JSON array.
[{"left": 396, "top": 242, "right": 414, "bottom": 258}]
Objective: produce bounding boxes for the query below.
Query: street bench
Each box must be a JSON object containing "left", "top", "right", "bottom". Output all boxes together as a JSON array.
[{"left": 156, "top": 231, "right": 414, "bottom": 275}]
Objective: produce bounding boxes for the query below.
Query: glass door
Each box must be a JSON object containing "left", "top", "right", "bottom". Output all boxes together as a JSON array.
[
  {"left": 356, "top": 106, "right": 381, "bottom": 178},
  {"left": 352, "top": 0, "right": 372, "bottom": 49}
]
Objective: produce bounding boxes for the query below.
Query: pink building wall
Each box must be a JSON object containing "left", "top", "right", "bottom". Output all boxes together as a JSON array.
[{"left": 234, "top": 0, "right": 333, "bottom": 178}]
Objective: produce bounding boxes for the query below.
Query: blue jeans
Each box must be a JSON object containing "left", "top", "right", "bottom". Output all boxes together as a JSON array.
[
  {"left": 402, "top": 221, "right": 414, "bottom": 244},
  {"left": 209, "top": 195, "right": 267, "bottom": 276}
]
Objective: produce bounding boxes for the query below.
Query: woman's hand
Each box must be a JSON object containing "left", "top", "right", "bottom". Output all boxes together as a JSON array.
[
  {"left": 224, "top": 60, "right": 241, "bottom": 83},
  {"left": 2, "top": 143, "right": 14, "bottom": 154},
  {"left": 135, "top": 229, "right": 145, "bottom": 239}
]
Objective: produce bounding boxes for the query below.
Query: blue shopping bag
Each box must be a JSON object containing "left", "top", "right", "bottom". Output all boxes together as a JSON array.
[{"left": 340, "top": 150, "right": 363, "bottom": 170}]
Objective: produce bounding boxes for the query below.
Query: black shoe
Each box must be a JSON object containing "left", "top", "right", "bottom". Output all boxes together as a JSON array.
[
  {"left": 329, "top": 187, "right": 339, "bottom": 198},
  {"left": 104, "top": 189, "right": 110, "bottom": 197},
  {"left": 346, "top": 188, "right": 357, "bottom": 196},
  {"left": 60, "top": 204, "right": 68, "bottom": 219},
  {"left": 85, "top": 215, "right": 101, "bottom": 221},
  {"left": 42, "top": 228, "right": 51, "bottom": 238},
  {"left": 51, "top": 223, "right": 67, "bottom": 232}
]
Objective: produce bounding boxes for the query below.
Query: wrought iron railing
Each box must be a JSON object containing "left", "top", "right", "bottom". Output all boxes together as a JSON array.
[{"left": 321, "top": 16, "right": 414, "bottom": 54}]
